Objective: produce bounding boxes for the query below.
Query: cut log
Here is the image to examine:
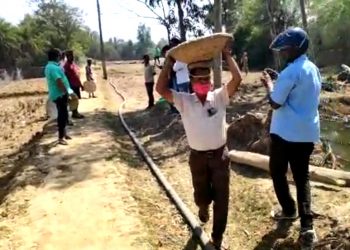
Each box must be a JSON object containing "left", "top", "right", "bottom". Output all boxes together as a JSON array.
[{"left": 229, "top": 150, "right": 350, "bottom": 187}]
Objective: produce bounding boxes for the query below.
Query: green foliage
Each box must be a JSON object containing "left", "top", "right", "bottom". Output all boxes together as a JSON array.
[
  {"left": 309, "top": 0, "right": 350, "bottom": 65},
  {"left": 0, "top": 19, "right": 21, "bottom": 68},
  {"left": 0, "top": 0, "right": 164, "bottom": 70}
]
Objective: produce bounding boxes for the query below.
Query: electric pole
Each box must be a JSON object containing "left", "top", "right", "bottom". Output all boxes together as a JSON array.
[
  {"left": 213, "top": 0, "right": 222, "bottom": 88},
  {"left": 97, "top": 0, "right": 108, "bottom": 80}
]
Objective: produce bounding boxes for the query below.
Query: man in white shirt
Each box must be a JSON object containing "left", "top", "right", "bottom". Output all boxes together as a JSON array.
[
  {"left": 156, "top": 41, "right": 242, "bottom": 250},
  {"left": 173, "top": 60, "right": 190, "bottom": 93},
  {"left": 143, "top": 54, "right": 156, "bottom": 109}
]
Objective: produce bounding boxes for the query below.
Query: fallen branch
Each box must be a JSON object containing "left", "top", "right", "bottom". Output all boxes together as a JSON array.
[{"left": 229, "top": 150, "right": 350, "bottom": 187}]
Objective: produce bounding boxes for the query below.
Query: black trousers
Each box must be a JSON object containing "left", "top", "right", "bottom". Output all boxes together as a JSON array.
[
  {"left": 54, "top": 95, "right": 68, "bottom": 139},
  {"left": 71, "top": 86, "right": 81, "bottom": 99},
  {"left": 145, "top": 82, "right": 154, "bottom": 107},
  {"left": 269, "top": 134, "right": 314, "bottom": 229},
  {"left": 189, "top": 146, "right": 230, "bottom": 241}
]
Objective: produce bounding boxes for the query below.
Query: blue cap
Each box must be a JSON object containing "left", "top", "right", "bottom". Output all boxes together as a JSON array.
[{"left": 270, "top": 27, "right": 309, "bottom": 53}]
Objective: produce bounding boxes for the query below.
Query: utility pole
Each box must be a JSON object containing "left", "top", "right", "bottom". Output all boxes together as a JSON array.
[
  {"left": 213, "top": 0, "right": 222, "bottom": 88},
  {"left": 97, "top": 0, "right": 108, "bottom": 80}
]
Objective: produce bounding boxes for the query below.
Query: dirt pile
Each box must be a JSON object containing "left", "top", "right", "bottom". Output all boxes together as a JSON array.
[
  {"left": 227, "top": 111, "right": 272, "bottom": 155},
  {"left": 0, "top": 94, "right": 47, "bottom": 157},
  {"left": 0, "top": 79, "right": 48, "bottom": 186}
]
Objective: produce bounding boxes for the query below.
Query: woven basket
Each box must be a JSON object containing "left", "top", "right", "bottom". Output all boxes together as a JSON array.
[
  {"left": 168, "top": 33, "right": 232, "bottom": 64},
  {"left": 83, "top": 80, "right": 97, "bottom": 93},
  {"left": 68, "top": 96, "right": 79, "bottom": 111}
]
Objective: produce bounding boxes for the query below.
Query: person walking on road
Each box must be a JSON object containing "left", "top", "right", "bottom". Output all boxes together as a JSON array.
[
  {"left": 64, "top": 50, "right": 84, "bottom": 119},
  {"left": 240, "top": 51, "right": 249, "bottom": 76},
  {"left": 44, "top": 48, "right": 77, "bottom": 145},
  {"left": 143, "top": 54, "right": 156, "bottom": 109},
  {"left": 260, "top": 27, "right": 321, "bottom": 250},
  {"left": 156, "top": 40, "right": 242, "bottom": 250},
  {"left": 85, "top": 58, "right": 96, "bottom": 98},
  {"left": 154, "top": 46, "right": 161, "bottom": 65}
]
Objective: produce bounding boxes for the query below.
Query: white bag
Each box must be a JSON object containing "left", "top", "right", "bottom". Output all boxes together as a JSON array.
[{"left": 46, "top": 99, "right": 57, "bottom": 120}]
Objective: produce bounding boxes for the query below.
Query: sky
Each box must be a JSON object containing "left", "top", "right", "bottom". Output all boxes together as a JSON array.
[{"left": 0, "top": 0, "right": 169, "bottom": 42}]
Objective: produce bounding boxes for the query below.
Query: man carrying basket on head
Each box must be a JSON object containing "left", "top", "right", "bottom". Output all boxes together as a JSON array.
[{"left": 156, "top": 35, "right": 242, "bottom": 250}]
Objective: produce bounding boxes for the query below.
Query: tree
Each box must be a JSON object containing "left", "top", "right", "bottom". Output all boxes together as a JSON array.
[
  {"left": 137, "top": 0, "right": 177, "bottom": 42},
  {"left": 0, "top": 19, "right": 20, "bottom": 68},
  {"left": 33, "top": 0, "right": 84, "bottom": 50},
  {"left": 135, "top": 24, "right": 155, "bottom": 58},
  {"left": 157, "top": 38, "right": 168, "bottom": 48}
]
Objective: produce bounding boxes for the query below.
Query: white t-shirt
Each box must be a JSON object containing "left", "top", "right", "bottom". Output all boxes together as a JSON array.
[
  {"left": 173, "top": 61, "right": 190, "bottom": 85},
  {"left": 144, "top": 65, "right": 155, "bottom": 83},
  {"left": 172, "top": 86, "right": 229, "bottom": 151}
]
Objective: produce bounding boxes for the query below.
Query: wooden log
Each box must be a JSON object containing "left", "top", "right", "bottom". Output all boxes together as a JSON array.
[{"left": 229, "top": 150, "right": 349, "bottom": 187}]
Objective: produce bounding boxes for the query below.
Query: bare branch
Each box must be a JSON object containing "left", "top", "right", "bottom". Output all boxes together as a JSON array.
[
  {"left": 135, "top": 0, "right": 167, "bottom": 21},
  {"left": 114, "top": 3, "right": 160, "bottom": 20},
  {"left": 159, "top": 0, "right": 167, "bottom": 20}
]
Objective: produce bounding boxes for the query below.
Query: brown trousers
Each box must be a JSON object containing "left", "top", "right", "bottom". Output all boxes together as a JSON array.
[{"left": 189, "top": 146, "right": 230, "bottom": 241}]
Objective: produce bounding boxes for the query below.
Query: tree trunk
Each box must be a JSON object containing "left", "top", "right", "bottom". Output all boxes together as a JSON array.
[
  {"left": 165, "top": 24, "right": 171, "bottom": 43},
  {"left": 175, "top": 0, "right": 186, "bottom": 41},
  {"left": 229, "top": 150, "right": 350, "bottom": 187},
  {"left": 299, "top": 0, "right": 308, "bottom": 32},
  {"left": 266, "top": 0, "right": 281, "bottom": 70}
]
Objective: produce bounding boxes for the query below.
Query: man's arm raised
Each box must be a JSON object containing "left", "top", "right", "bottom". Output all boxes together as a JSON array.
[
  {"left": 155, "top": 57, "right": 175, "bottom": 103},
  {"left": 223, "top": 46, "right": 243, "bottom": 97}
]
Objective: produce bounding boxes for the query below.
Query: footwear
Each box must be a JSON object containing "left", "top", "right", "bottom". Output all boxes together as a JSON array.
[
  {"left": 65, "top": 135, "right": 72, "bottom": 140},
  {"left": 198, "top": 206, "right": 209, "bottom": 223},
  {"left": 67, "top": 120, "right": 74, "bottom": 126},
  {"left": 298, "top": 228, "right": 318, "bottom": 250},
  {"left": 58, "top": 139, "right": 68, "bottom": 145},
  {"left": 72, "top": 113, "right": 84, "bottom": 119},
  {"left": 211, "top": 237, "right": 229, "bottom": 250},
  {"left": 271, "top": 209, "right": 298, "bottom": 221}
]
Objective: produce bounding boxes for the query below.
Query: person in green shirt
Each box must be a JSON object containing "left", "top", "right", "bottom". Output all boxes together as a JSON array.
[
  {"left": 44, "top": 48, "right": 77, "bottom": 145},
  {"left": 154, "top": 46, "right": 161, "bottom": 65}
]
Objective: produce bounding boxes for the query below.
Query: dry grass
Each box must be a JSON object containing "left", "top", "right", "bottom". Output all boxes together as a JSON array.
[{"left": 0, "top": 79, "right": 47, "bottom": 162}]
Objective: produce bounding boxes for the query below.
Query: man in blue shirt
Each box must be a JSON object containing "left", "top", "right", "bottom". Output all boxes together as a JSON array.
[
  {"left": 261, "top": 27, "right": 321, "bottom": 249},
  {"left": 44, "top": 48, "right": 77, "bottom": 145}
]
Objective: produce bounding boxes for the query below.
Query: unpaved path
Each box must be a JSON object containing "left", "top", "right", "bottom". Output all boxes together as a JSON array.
[{"left": 0, "top": 81, "right": 149, "bottom": 249}]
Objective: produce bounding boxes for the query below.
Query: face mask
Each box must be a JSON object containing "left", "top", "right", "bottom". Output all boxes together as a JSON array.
[{"left": 192, "top": 82, "right": 211, "bottom": 97}]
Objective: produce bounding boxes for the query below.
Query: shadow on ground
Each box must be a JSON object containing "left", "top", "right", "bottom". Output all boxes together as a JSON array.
[{"left": 0, "top": 109, "right": 146, "bottom": 204}]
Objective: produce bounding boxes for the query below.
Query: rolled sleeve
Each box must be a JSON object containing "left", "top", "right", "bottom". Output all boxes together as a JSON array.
[
  {"left": 214, "top": 85, "right": 230, "bottom": 107},
  {"left": 270, "top": 70, "right": 295, "bottom": 105},
  {"left": 171, "top": 90, "right": 184, "bottom": 112}
]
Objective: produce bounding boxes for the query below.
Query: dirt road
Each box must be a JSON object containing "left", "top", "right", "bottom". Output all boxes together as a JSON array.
[{"left": 0, "top": 81, "right": 150, "bottom": 249}]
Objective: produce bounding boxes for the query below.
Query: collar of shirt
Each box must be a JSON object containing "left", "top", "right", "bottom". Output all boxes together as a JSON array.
[
  {"left": 288, "top": 54, "right": 307, "bottom": 66},
  {"left": 193, "top": 91, "right": 214, "bottom": 104},
  {"left": 48, "top": 61, "right": 60, "bottom": 66}
]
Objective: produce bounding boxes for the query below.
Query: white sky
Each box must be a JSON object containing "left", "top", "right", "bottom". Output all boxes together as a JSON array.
[{"left": 0, "top": 0, "right": 169, "bottom": 42}]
